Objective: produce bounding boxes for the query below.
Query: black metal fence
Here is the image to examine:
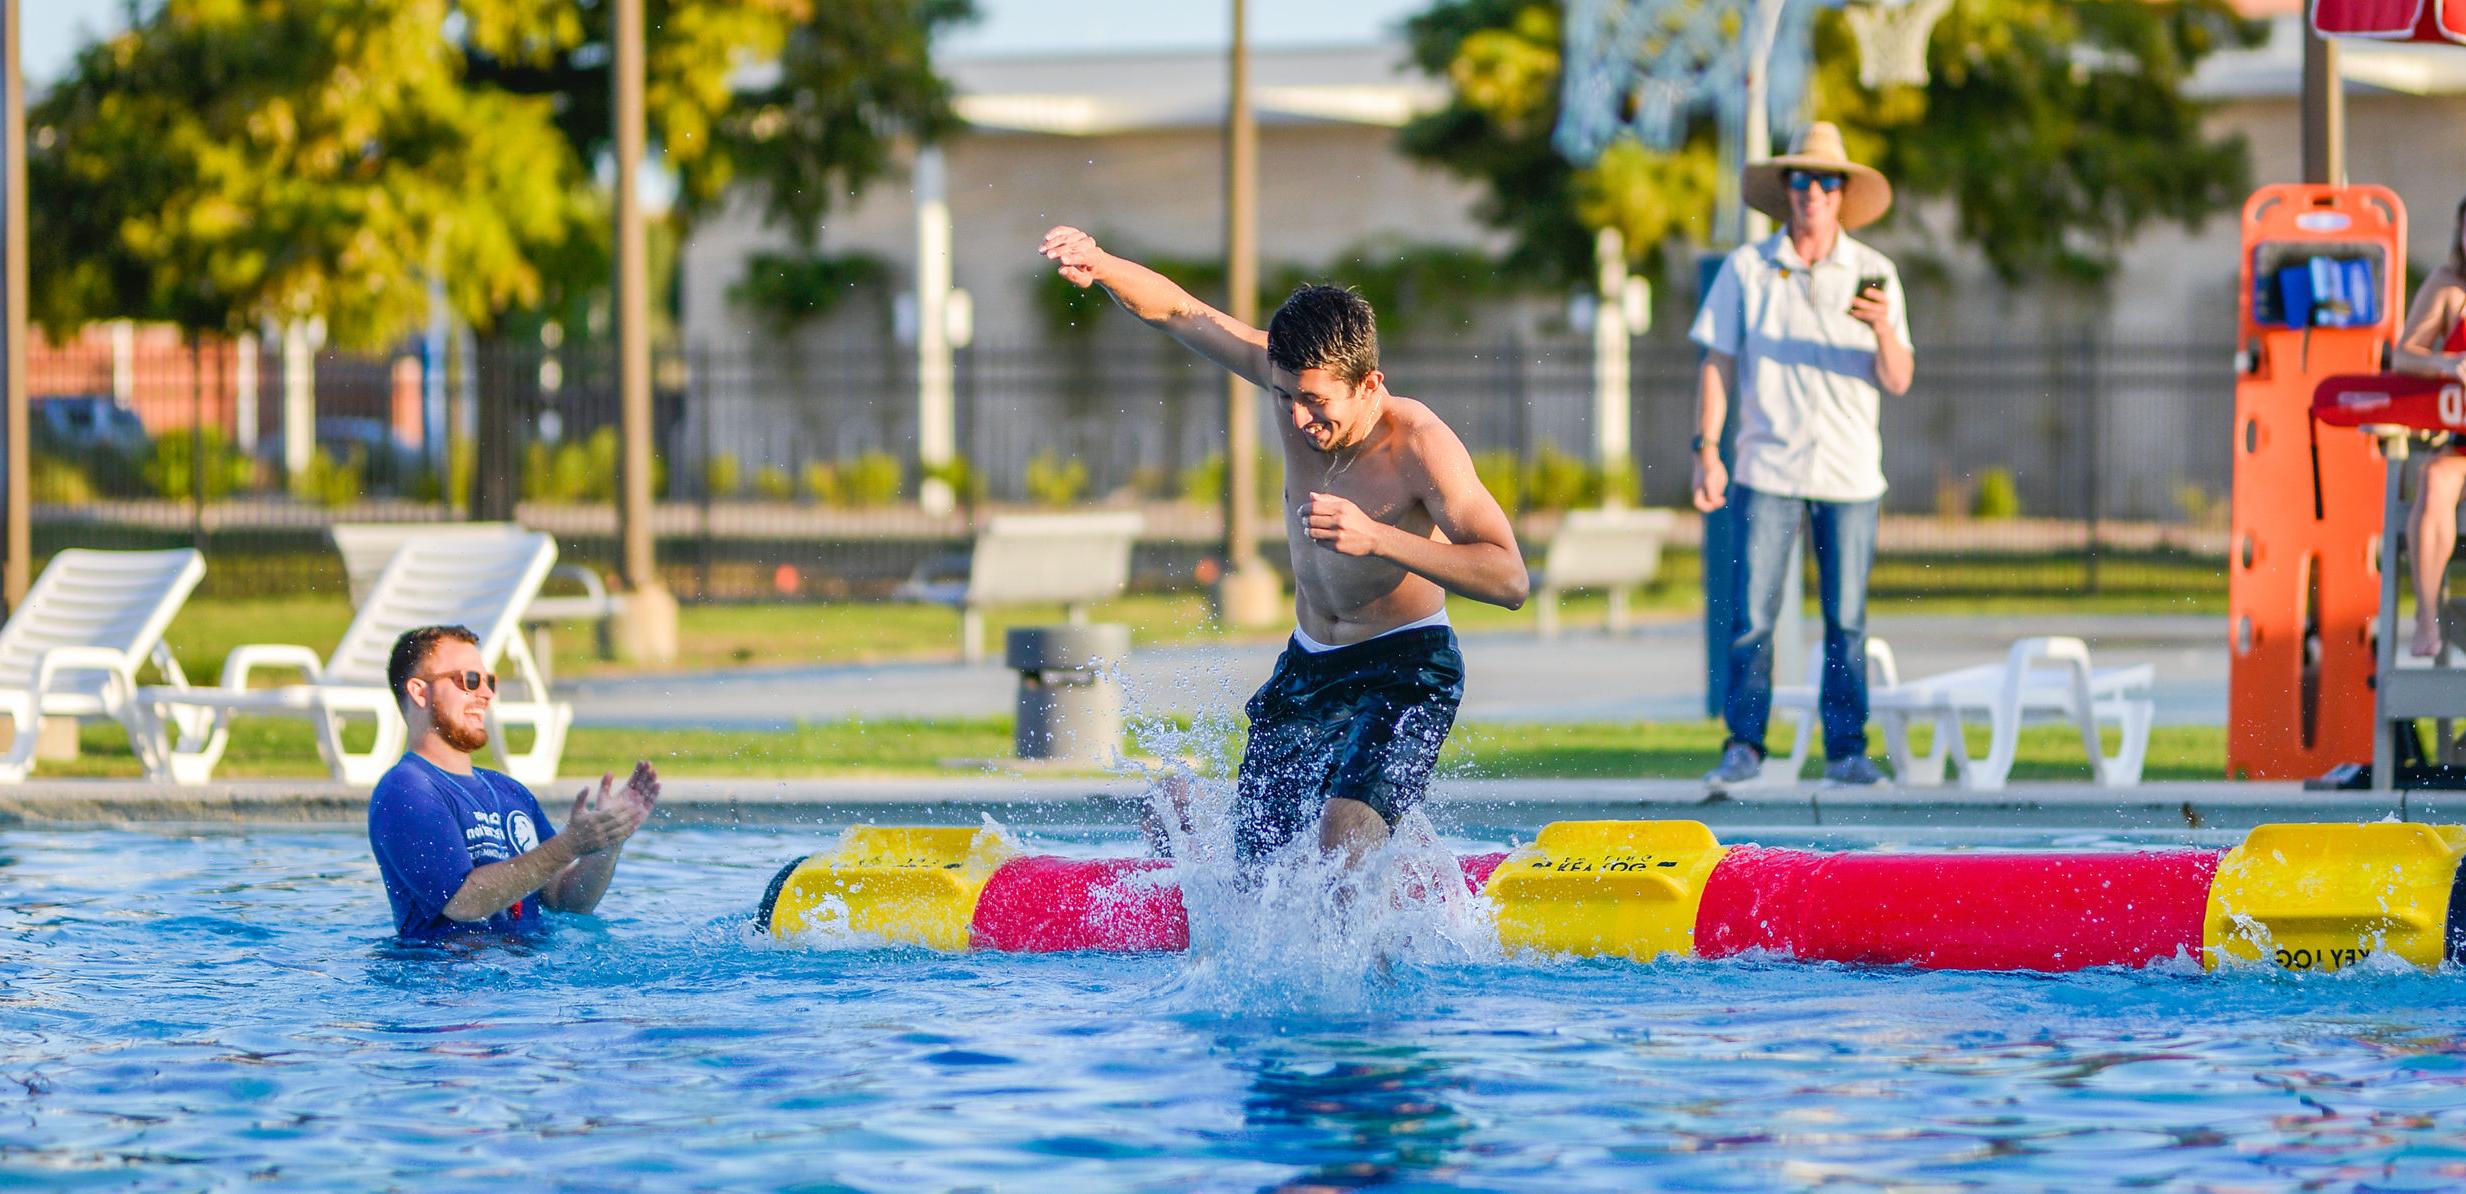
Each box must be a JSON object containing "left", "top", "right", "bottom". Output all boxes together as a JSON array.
[{"left": 28, "top": 329, "right": 2232, "bottom": 600}]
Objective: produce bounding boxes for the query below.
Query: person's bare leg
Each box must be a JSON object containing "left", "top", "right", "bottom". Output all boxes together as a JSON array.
[
  {"left": 1319, "top": 798, "right": 1390, "bottom": 869},
  {"left": 1138, "top": 771, "right": 1197, "bottom": 857},
  {"left": 2411, "top": 455, "right": 2466, "bottom": 657}
]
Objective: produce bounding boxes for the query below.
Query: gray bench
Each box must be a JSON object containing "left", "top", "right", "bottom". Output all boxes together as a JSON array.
[
  {"left": 1528, "top": 507, "right": 1676, "bottom": 637},
  {"left": 331, "top": 522, "right": 625, "bottom": 682},
  {"left": 895, "top": 511, "right": 1144, "bottom": 664}
]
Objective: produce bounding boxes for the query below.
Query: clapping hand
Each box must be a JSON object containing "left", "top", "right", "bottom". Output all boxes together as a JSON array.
[{"left": 564, "top": 763, "right": 657, "bottom": 855}]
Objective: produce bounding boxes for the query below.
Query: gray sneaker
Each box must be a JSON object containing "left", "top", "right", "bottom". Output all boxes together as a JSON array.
[
  {"left": 1822, "top": 755, "right": 1889, "bottom": 786},
  {"left": 1704, "top": 742, "right": 1764, "bottom": 787}
]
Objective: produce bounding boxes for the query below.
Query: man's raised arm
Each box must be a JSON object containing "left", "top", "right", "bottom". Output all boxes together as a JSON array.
[{"left": 1039, "top": 226, "right": 1270, "bottom": 387}]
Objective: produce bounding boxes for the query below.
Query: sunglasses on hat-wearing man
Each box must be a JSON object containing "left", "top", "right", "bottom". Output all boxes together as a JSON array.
[
  {"left": 422, "top": 670, "right": 498, "bottom": 694},
  {"left": 1785, "top": 170, "right": 1846, "bottom": 193}
]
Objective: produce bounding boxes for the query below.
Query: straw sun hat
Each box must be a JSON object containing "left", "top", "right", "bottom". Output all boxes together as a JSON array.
[{"left": 1742, "top": 121, "right": 1893, "bottom": 230}]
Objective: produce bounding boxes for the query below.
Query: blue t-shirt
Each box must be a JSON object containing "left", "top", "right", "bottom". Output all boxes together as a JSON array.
[{"left": 368, "top": 754, "right": 560, "bottom": 941}]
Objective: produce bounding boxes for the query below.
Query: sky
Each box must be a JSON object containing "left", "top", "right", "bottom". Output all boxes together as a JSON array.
[{"left": 25, "top": 0, "right": 1435, "bottom": 84}]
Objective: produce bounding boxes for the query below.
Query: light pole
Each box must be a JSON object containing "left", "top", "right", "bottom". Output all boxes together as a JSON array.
[
  {"left": 2, "top": 0, "right": 26, "bottom": 611},
  {"left": 612, "top": 0, "right": 677, "bottom": 659},
  {"left": 1216, "top": 0, "right": 1281, "bottom": 626}
]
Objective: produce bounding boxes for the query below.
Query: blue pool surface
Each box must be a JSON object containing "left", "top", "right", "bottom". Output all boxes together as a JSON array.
[{"left": 6, "top": 822, "right": 2466, "bottom": 1191}]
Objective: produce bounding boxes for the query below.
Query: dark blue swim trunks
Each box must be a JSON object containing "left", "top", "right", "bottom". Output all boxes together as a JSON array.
[{"left": 1235, "top": 625, "right": 1465, "bottom": 862}]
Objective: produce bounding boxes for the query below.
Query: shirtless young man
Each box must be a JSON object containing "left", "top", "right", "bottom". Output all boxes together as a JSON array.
[{"left": 1039, "top": 226, "right": 1528, "bottom": 867}]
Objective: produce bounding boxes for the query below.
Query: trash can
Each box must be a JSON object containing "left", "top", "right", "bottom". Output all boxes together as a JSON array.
[{"left": 1007, "top": 624, "right": 1131, "bottom": 764}]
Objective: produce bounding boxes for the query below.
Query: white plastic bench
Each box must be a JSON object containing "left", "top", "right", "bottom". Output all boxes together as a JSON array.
[
  {"left": 332, "top": 522, "right": 623, "bottom": 681},
  {"left": 1529, "top": 507, "right": 1675, "bottom": 637},
  {"left": 894, "top": 511, "right": 1144, "bottom": 664},
  {"left": 1871, "top": 636, "right": 2156, "bottom": 790},
  {"left": 143, "top": 531, "right": 573, "bottom": 786},
  {"left": 0, "top": 549, "right": 206, "bottom": 781}
]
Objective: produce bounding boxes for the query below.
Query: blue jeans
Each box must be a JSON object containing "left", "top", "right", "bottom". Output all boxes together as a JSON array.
[{"left": 1722, "top": 485, "right": 1879, "bottom": 760}]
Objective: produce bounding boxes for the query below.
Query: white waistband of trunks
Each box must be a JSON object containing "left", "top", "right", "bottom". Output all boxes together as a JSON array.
[{"left": 1292, "top": 607, "right": 1452, "bottom": 654}]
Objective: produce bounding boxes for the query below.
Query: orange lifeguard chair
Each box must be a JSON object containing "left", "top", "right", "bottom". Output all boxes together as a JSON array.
[{"left": 2228, "top": 185, "right": 2405, "bottom": 779}]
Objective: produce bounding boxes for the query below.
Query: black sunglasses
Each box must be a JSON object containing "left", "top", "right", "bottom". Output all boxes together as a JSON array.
[
  {"left": 423, "top": 669, "right": 498, "bottom": 694},
  {"left": 1785, "top": 170, "right": 1846, "bottom": 193}
]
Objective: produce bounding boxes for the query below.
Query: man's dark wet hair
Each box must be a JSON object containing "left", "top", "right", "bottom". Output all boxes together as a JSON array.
[
  {"left": 389, "top": 624, "right": 480, "bottom": 707},
  {"left": 1267, "top": 284, "right": 1380, "bottom": 387}
]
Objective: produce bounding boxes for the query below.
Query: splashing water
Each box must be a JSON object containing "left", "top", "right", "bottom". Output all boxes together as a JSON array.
[{"left": 1123, "top": 702, "right": 1501, "bottom": 1018}]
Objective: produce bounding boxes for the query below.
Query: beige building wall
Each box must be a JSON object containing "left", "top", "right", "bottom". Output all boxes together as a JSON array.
[{"left": 681, "top": 121, "right": 1511, "bottom": 355}]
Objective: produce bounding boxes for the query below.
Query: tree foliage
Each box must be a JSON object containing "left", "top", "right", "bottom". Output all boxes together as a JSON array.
[
  {"left": 31, "top": 0, "right": 973, "bottom": 348},
  {"left": 1400, "top": 0, "right": 2265, "bottom": 286},
  {"left": 460, "top": 0, "right": 974, "bottom": 232},
  {"left": 31, "top": 0, "right": 591, "bottom": 348}
]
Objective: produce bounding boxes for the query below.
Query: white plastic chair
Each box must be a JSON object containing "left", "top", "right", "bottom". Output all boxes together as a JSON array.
[
  {"left": 1872, "top": 636, "right": 2156, "bottom": 789},
  {"left": 141, "top": 532, "right": 573, "bottom": 786},
  {"left": 0, "top": 548, "right": 205, "bottom": 781}
]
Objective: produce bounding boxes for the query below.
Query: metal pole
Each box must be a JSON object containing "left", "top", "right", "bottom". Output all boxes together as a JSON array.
[
  {"left": 915, "top": 145, "right": 956, "bottom": 516},
  {"left": 2083, "top": 329, "right": 2102, "bottom": 594},
  {"left": 1215, "top": 0, "right": 1278, "bottom": 626},
  {"left": 189, "top": 339, "right": 205, "bottom": 552},
  {"left": 4, "top": 0, "right": 29, "bottom": 610},
  {"left": 1592, "top": 226, "right": 1633, "bottom": 500},
  {"left": 613, "top": 0, "right": 676, "bottom": 658},
  {"left": 2301, "top": 30, "right": 2344, "bottom": 187}
]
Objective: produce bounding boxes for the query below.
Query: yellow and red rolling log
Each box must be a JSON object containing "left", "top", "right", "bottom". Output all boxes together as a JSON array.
[{"left": 757, "top": 821, "right": 2466, "bottom": 973}]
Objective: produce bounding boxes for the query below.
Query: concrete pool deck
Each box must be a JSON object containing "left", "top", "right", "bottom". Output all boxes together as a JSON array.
[{"left": 5, "top": 775, "right": 2457, "bottom": 835}]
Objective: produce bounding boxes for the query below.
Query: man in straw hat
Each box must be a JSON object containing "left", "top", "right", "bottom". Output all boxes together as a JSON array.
[{"left": 1688, "top": 120, "right": 1915, "bottom": 789}]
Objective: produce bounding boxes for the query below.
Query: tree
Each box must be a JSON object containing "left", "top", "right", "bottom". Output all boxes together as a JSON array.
[
  {"left": 460, "top": 0, "right": 975, "bottom": 237},
  {"left": 31, "top": 0, "right": 591, "bottom": 350},
  {"left": 32, "top": 0, "right": 977, "bottom": 347},
  {"left": 1399, "top": 0, "right": 2265, "bottom": 287}
]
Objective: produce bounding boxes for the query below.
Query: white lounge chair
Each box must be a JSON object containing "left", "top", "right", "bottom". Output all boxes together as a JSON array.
[
  {"left": 0, "top": 548, "right": 205, "bottom": 781},
  {"left": 330, "top": 521, "right": 625, "bottom": 681},
  {"left": 1872, "top": 635, "right": 2156, "bottom": 789},
  {"left": 141, "top": 532, "right": 573, "bottom": 786}
]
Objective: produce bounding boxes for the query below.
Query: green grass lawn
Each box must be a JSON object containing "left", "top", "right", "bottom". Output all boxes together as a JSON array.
[
  {"left": 153, "top": 546, "right": 2224, "bottom": 686},
  {"left": 44, "top": 715, "right": 2227, "bottom": 784}
]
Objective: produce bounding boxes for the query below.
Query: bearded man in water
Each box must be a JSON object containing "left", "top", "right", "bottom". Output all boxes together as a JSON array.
[{"left": 1039, "top": 227, "right": 1528, "bottom": 868}]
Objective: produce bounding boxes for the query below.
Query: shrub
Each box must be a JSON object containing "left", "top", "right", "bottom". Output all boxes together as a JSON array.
[
  {"left": 921, "top": 456, "right": 984, "bottom": 506},
  {"left": 802, "top": 461, "right": 839, "bottom": 505},
  {"left": 551, "top": 440, "right": 599, "bottom": 502},
  {"left": 299, "top": 447, "right": 366, "bottom": 509},
  {"left": 1180, "top": 452, "right": 1285, "bottom": 509},
  {"left": 415, "top": 436, "right": 477, "bottom": 506},
  {"left": 1522, "top": 443, "right": 1595, "bottom": 513},
  {"left": 1024, "top": 451, "right": 1090, "bottom": 507},
  {"left": 840, "top": 451, "right": 903, "bottom": 506},
  {"left": 705, "top": 452, "right": 742, "bottom": 499},
  {"left": 30, "top": 453, "right": 95, "bottom": 504},
  {"left": 145, "top": 426, "right": 253, "bottom": 501},
  {"left": 1596, "top": 459, "right": 1639, "bottom": 508},
  {"left": 1471, "top": 450, "right": 1522, "bottom": 517},
  {"left": 753, "top": 465, "right": 795, "bottom": 501},
  {"left": 1972, "top": 468, "right": 2022, "bottom": 520}
]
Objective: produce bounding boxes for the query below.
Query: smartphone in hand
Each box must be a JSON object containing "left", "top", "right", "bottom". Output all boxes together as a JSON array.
[{"left": 1849, "top": 274, "right": 1886, "bottom": 315}]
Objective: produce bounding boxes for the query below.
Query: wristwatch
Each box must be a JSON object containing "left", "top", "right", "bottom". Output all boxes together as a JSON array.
[{"left": 1689, "top": 434, "right": 1711, "bottom": 454}]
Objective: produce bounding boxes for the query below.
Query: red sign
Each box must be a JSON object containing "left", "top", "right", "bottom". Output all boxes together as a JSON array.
[{"left": 2312, "top": 0, "right": 2466, "bottom": 43}]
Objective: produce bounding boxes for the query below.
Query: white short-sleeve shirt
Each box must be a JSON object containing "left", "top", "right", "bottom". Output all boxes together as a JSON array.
[{"left": 1688, "top": 231, "right": 1911, "bottom": 503}]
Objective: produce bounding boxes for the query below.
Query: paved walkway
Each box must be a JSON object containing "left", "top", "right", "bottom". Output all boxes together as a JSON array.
[{"left": 565, "top": 612, "right": 2228, "bottom": 730}]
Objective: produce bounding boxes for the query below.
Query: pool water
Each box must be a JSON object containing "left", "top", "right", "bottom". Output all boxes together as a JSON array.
[{"left": 7, "top": 822, "right": 2466, "bottom": 1191}]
